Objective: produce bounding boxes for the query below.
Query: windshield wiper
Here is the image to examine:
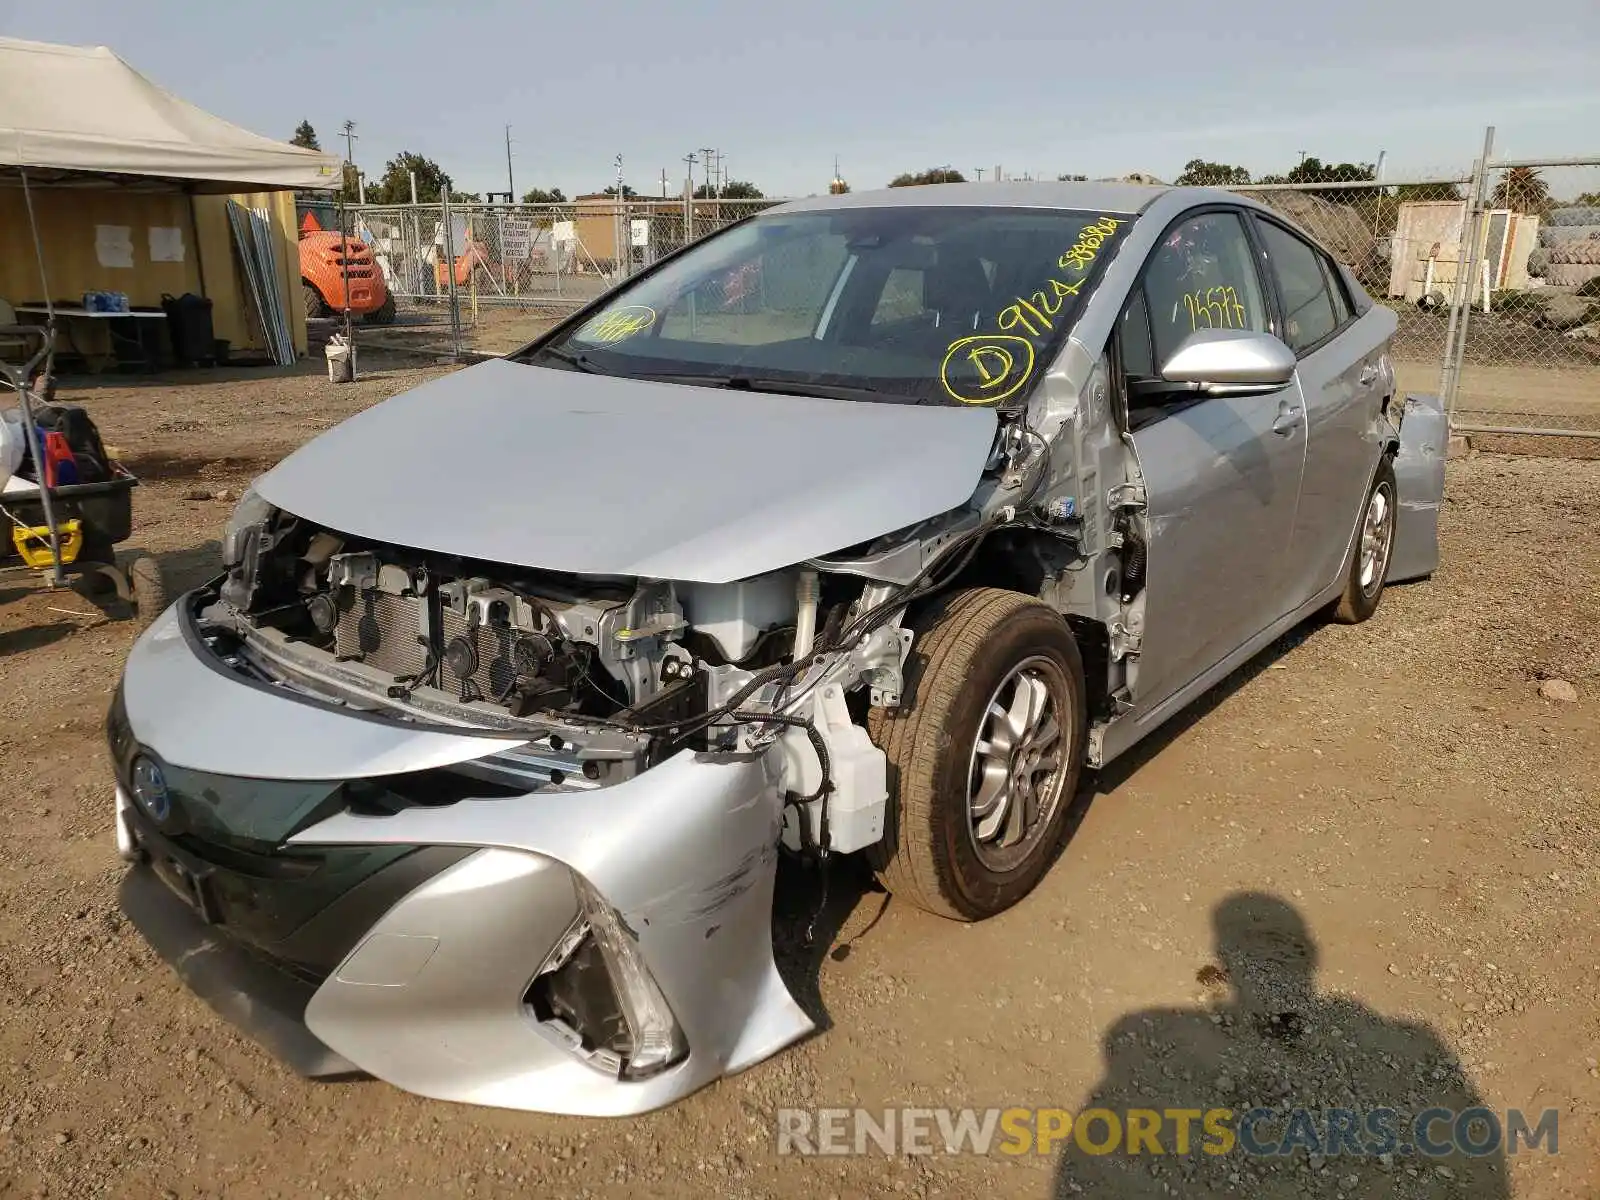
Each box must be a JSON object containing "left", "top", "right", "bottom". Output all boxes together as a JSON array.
[
  {"left": 536, "top": 346, "right": 606, "bottom": 374},
  {"left": 637, "top": 373, "right": 891, "bottom": 403}
]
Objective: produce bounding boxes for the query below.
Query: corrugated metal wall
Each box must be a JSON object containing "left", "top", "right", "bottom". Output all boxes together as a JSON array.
[{"left": 0, "top": 184, "right": 305, "bottom": 361}]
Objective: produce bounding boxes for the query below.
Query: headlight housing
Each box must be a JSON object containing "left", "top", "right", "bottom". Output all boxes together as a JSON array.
[{"left": 525, "top": 872, "right": 687, "bottom": 1079}]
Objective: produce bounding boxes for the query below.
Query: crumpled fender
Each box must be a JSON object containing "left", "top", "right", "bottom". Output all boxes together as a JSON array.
[
  {"left": 1387, "top": 393, "right": 1447, "bottom": 584},
  {"left": 291, "top": 749, "right": 813, "bottom": 1115}
]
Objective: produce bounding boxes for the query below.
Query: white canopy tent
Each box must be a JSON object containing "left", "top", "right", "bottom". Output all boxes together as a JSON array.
[{"left": 0, "top": 37, "right": 341, "bottom": 192}]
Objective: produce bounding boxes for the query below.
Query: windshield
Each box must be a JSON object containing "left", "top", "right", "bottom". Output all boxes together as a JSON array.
[{"left": 517, "top": 206, "right": 1133, "bottom": 407}]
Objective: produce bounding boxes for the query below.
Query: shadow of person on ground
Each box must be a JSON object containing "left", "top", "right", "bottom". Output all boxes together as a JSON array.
[{"left": 1054, "top": 893, "right": 1509, "bottom": 1199}]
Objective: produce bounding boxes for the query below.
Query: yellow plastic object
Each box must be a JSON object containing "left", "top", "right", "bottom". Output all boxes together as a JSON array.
[{"left": 12, "top": 519, "right": 83, "bottom": 569}]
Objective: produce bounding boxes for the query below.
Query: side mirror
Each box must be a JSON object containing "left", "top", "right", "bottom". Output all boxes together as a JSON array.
[{"left": 1158, "top": 328, "right": 1296, "bottom": 396}]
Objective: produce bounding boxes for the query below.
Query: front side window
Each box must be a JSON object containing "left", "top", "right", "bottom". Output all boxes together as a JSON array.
[
  {"left": 518, "top": 207, "right": 1134, "bottom": 408},
  {"left": 1257, "top": 221, "right": 1338, "bottom": 353},
  {"left": 1134, "top": 211, "right": 1270, "bottom": 372}
]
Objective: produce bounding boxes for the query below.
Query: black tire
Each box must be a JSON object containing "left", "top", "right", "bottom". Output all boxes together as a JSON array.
[
  {"left": 302, "top": 282, "right": 327, "bottom": 320},
  {"left": 71, "top": 528, "right": 119, "bottom": 597},
  {"left": 1332, "top": 459, "right": 1397, "bottom": 625},
  {"left": 1548, "top": 206, "right": 1600, "bottom": 227},
  {"left": 867, "top": 588, "right": 1087, "bottom": 921},
  {"left": 365, "top": 293, "right": 397, "bottom": 325},
  {"left": 128, "top": 555, "right": 168, "bottom": 631}
]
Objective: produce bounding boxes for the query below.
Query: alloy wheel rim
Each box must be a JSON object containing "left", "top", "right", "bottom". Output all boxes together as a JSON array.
[
  {"left": 1359, "top": 482, "right": 1395, "bottom": 597},
  {"left": 966, "top": 655, "right": 1071, "bottom": 872}
]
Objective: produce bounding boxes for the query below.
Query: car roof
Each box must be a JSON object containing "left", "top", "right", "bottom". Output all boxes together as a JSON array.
[{"left": 769, "top": 180, "right": 1177, "bottom": 217}]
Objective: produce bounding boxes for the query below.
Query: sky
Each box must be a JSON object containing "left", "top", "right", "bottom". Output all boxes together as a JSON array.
[{"left": 4, "top": 0, "right": 1598, "bottom": 199}]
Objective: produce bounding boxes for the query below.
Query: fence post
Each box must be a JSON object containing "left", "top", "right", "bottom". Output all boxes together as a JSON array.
[
  {"left": 1439, "top": 126, "right": 1494, "bottom": 423},
  {"left": 442, "top": 190, "right": 462, "bottom": 359}
]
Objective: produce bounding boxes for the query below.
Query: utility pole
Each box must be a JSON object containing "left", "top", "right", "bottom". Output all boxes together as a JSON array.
[
  {"left": 974, "top": 167, "right": 986, "bottom": 182},
  {"left": 699, "top": 147, "right": 716, "bottom": 198},
  {"left": 505, "top": 125, "right": 515, "bottom": 201},
  {"left": 1297, "top": 149, "right": 1308, "bottom": 167},
  {"left": 341, "top": 119, "right": 358, "bottom": 201},
  {"left": 660, "top": 168, "right": 669, "bottom": 198}
]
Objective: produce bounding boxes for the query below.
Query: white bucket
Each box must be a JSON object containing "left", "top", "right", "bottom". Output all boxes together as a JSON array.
[{"left": 325, "top": 335, "right": 356, "bottom": 383}]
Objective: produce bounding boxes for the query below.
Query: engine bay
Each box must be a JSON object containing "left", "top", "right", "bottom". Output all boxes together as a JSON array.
[{"left": 200, "top": 499, "right": 945, "bottom": 854}]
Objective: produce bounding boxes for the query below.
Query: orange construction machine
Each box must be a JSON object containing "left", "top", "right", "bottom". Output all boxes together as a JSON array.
[{"left": 298, "top": 213, "right": 395, "bottom": 324}]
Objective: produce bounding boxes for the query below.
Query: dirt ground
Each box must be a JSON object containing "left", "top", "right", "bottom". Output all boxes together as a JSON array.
[{"left": 1, "top": 355, "right": 1597, "bottom": 1199}]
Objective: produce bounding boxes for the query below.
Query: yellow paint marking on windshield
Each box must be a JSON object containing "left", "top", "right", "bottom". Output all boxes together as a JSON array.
[
  {"left": 1183, "top": 286, "right": 1249, "bottom": 331},
  {"left": 581, "top": 305, "right": 657, "bottom": 343},
  {"left": 998, "top": 299, "right": 1053, "bottom": 338},
  {"left": 1058, "top": 216, "right": 1124, "bottom": 273},
  {"left": 940, "top": 335, "right": 1036, "bottom": 405}
]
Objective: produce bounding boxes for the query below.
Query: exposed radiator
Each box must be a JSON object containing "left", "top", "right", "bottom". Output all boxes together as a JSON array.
[{"left": 333, "top": 588, "right": 541, "bottom": 700}]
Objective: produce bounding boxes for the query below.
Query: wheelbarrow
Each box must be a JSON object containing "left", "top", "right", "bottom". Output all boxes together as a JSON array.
[{"left": 1, "top": 324, "right": 166, "bottom": 629}]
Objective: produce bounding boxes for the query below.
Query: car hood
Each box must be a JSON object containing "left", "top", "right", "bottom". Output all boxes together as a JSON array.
[{"left": 254, "top": 358, "right": 999, "bottom": 583}]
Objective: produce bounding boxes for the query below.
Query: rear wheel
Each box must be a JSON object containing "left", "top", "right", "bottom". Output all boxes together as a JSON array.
[
  {"left": 365, "top": 293, "right": 397, "bottom": 325},
  {"left": 867, "top": 588, "right": 1087, "bottom": 921},
  {"left": 301, "top": 283, "right": 327, "bottom": 320},
  {"left": 1332, "top": 458, "right": 1397, "bottom": 624}
]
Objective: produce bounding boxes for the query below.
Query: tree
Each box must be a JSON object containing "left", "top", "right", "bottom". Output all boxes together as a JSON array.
[
  {"left": 602, "top": 184, "right": 639, "bottom": 198},
  {"left": 1575, "top": 191, "right": 1600, "bottom": 206},
  {"left": 1286, "top": 157, "right": 1377, "bottom": 185},
  {"left": 1393, "top": 182, "right": 1462, "bottom": 202},
  {"left": 888, "top": 168, "right": 966, "bottom": 187},
  {"left": 521, "top": 186, "right": 567, "bottom": 204},
  {"left": 1275, "top": 156, "right": 1378, "bottom": 206},
  {"left": 291, "top": 120, "right": 320, "bottom": 151},
  {"left": 364, "top": 151, "right": 451, "bottom": 204},
  {"left": 1174, "top": 159, "right": 1250, "bottom": 187},
  {"left": 694, "top": 180, "right": 764, "bottom": 199},
  {"left": 828, "top": 177, "right": 851, "bottom": 195},
  {"left": 1490, "top": 166, "right": 1551, "bottom": 214}
]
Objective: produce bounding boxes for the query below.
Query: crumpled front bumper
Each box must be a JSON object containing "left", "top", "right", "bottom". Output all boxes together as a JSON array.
[{"left": 114, "top": 601, "right": 813, "bottom": 1116}]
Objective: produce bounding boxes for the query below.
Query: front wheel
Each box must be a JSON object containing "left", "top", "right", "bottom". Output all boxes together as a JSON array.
[
  {"left": 1332, "top": 458, "right": 1397, "bottom": 624},
  {"left": 867, "top": 588, "right": 1087, "bottom": 921}
]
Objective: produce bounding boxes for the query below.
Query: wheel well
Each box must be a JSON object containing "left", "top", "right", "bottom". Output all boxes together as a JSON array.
[{"left": 927, "top": 527, "right": 1114, "bottom": 722}]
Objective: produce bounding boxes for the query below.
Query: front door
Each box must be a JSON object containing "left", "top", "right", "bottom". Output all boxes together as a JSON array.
[{"left": 1117, "top": 209, "right": 1308, "bottom": 711}]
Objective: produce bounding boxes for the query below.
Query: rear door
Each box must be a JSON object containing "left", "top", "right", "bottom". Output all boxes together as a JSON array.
[
  {"left": 1119, "top": 208, "right": 1309, "bottom": 711},
  {"left": 1250, "top": 217, "right": 1389, "bottom": 607}
]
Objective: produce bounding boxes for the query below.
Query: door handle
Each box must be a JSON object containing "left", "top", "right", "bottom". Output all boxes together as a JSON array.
[
  {"left": 1272, "top": 405, "right": 1304, "bottom": 436},
  {"left": 1359, "top": 365, "right": 1380, "bottom": 386}
]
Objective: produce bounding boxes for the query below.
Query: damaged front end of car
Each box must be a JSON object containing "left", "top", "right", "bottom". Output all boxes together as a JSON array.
[{"left": 112, "top": 457, "right": 1014, "bottom": 1113}]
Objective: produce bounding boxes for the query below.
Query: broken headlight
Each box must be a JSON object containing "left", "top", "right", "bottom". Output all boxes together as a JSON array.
[{"left": 526, "top": 873, "right": 686, "bottom": 1079}]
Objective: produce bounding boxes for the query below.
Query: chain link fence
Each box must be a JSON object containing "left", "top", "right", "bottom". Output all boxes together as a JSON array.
[
  {"left": 335, "top": 138, "right": 1598, "bottom": 438},
  {"left": 1235, "top": 174, "right": 1475, "bottom": 419},
  {"left": 339, "top": 197, "right": 776, "bottom": 357},
  {"left": 1448, "top": 157, "right": 1600, "bottom": 436}
]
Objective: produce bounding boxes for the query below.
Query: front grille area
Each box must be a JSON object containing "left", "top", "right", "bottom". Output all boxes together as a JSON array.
[{"left": 333, "top": 587, "right": 550, "bottom": 700}]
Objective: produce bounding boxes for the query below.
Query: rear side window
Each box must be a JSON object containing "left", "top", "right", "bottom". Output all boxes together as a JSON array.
[{"left": 1257, "top": 222, "right": 1338, "bottom": 353}]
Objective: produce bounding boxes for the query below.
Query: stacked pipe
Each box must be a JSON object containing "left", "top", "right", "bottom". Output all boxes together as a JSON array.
[{"left": 225, "top": 201, "right": 296, "bottom": 366}]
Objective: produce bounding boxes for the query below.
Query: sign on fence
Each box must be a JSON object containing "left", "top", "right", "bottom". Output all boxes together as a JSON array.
[
  {"left": 631, "top": 219, "right": 651, "bottom": 248},
  {"left": 552, "top": 220, "right": 576, "bottom": 246},
  {"left": 501, "top": 219, "right": 532, "bottom": 259}
]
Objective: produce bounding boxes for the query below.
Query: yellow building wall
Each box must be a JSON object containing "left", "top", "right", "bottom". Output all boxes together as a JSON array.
[{"left": 0, "top": 184, "right": 305, "bottom": 361}]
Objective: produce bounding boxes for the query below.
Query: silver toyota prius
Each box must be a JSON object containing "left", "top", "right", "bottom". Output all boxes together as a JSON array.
[{"left": 109, "top": 182, "right": 1446, "bottom": 1115}]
